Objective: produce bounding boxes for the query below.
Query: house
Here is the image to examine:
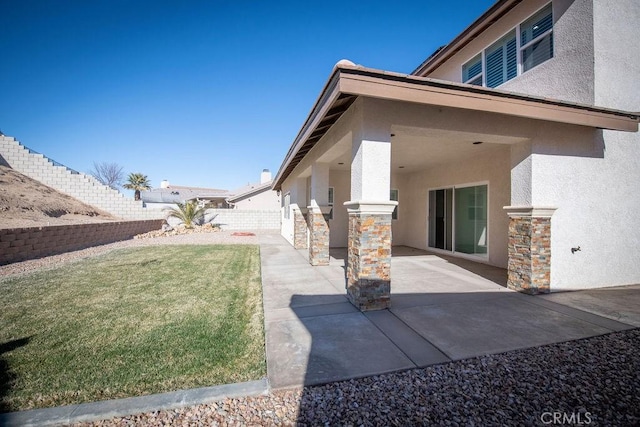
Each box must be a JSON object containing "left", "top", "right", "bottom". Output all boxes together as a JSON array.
[
  {"left": 227, "top": 169, "right": 281, "bottom": 211},
  {"left": 141, "top": 181, "right": 231, "bottom": 209},
  {"left": 141, "top": 170, "right": 280, "bottom": 211},
  {"left": 272, "top": 0, "right": 640, "bottom": 311}
]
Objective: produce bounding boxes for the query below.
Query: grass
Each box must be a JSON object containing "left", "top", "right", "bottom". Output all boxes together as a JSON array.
[{"left": 0, "top": 245, "right": 265, "bottom": 412}]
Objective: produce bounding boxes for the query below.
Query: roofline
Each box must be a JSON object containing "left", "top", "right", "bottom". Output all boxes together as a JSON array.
[
  {"left": 273, "top": 63, "right": 640, "bottom": 191},
  {"left": 412, "top": 0, "right": 521, "bottom": 76}
]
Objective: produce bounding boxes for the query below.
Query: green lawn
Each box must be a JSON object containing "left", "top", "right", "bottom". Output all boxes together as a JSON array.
[{"left": 0, "top": 245, "right": 265, "bottom": 412}]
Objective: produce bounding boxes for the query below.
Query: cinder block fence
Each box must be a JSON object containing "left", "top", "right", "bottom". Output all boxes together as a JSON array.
[
  {"left": 0, "top": 135, "right": 163, "bottom": 220},
  {"left": 0, "top": 220, "right": 164, "bottom": 265},
  {"left": 207, "top": 209, "right": 280, "bottom": 230}
]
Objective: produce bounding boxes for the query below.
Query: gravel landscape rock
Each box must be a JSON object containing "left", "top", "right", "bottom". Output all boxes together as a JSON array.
[{"left": 71, "top": 329, "right": 639, "bottom": 426}]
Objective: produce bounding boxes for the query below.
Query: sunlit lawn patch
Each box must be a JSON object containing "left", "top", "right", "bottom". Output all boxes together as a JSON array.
[{"left": 0, "top": 245, "right": 265, "bottom": 412}]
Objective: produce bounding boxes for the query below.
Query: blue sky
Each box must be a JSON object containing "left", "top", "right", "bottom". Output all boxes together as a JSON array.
[{"left": 1, "top": 0, "right": 495, "bottom": 195}]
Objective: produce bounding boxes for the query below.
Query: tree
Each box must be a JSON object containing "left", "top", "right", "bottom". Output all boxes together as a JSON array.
[
  {"left": 123, "top": 172, "right": 151, "bottom": 201},
  {"left": 164, "top": 200, "right": 206, "bottom": 228},
  {"left": 89, "top": 161, "right": 124, "bottom": 189}
]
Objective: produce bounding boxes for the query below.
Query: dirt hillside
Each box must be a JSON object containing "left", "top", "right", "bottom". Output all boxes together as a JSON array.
[{"left": 0, "top": 164, "right": 117, "bottom": 229}]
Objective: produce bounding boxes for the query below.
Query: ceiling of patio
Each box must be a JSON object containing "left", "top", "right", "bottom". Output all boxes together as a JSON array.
[{"left": 324, "top": 126, "right": 528, "bottom": 173}]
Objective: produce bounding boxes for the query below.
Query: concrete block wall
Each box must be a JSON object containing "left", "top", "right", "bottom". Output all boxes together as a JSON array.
[
  {"left": 0, "top": 219, "right": 164, "bottom": 265},
  {"left": 207, "top": 209, "right": 280, "bottom": 230},
  {"left": 0, "top": 135, "right": 163, "bottom": 220}
]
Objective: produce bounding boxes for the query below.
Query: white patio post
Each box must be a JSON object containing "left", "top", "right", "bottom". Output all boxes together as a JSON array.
[
  {"left": 308, "top": 162, "right": 331, "bottom": 265},
  {"left": 344, "top": 101, "right": 395, "bottom": 311},
  {"left": 504, "top": 141, "right": 556, "bottom": 294},
  {"left": 291, "top": 178, "right": 308, "bottom": 249}
]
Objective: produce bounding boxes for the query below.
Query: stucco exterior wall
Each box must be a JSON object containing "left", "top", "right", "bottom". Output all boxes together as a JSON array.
[
  {"left": 328, "top": 170, "right": 350, "bottom": 248},
  {"left": 530, "top": 124, "right": 640, "bottom": 290},
  {"left": 279, "top": 180, "right": 295, "bottom": 246},
  {"left": 526, "top": 0, "right": 640, "bottom": 291},
  {"left": 232, "top": 188, "right": 281, "bottom": 211},
  {"left": 397, "top": 147, "right": 511, "bottom": 268},
  {"left": 593, "top": 0, "right": 638, "bottom": 112},
  {"left": 427, "top": 0, "right": 595, "bottom": 105},
  {"left": 500, "top": 0, "right": 594, "bottom": 104}
]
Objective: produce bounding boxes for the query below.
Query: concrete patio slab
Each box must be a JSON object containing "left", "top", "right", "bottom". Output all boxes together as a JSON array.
[
  {"left": 364, "top": 310, "right": 451, "bottom": 367},
  {"left": 392, "top": 294, "right": 614, "bottom": 360},
  {"left": 266, "top": 312, "right": 415, "bottom": 389},
  {"left": 259, "top": 235, "right": 638, "bottom": 390},
  {"left": 538, "top": 285, "right": 640, "bottom": 327}
]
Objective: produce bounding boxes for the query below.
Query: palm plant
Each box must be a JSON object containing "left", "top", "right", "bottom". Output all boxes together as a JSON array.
[
  {"left": 164, "top": 200, "right": 206, "bottom": 228},
  {"left": 123, "top": 172, "right": 151, "bottom": 201}
]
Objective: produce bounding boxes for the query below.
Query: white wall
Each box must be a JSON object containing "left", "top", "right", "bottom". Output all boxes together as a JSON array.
[
  {"left": 279, "top": 176, "right": 309, "bottom": 245},
  {"left": 329, "top": 170, "right": 350, "bottom": 247},
  {"left": 531, "top": 124, "right": 639, "bottom": 290},
  {"left": 528, "top": 0, "right": 640, "bottom": 290},
  {"left": 397, "top": 147, "right": 511, "bottom": 268},
  {"left": 427, "top": 0, "right": 595, "bottom": 105},
  {"left": 208, "top": 209, "right": 280, "bottom": 231},
  {"left": 233, "top": 188, "right": 281, "bottom": 211}
]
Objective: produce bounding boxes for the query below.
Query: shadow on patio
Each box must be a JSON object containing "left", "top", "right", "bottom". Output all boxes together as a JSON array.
[{"left": 260, "top": 234, "right": 637, "bottom": 423}]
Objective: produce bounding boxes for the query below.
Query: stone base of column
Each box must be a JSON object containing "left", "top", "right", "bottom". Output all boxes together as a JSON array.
[
  {"left": 308, "top": 206, "right": 331, "bottom": 266},
  {"left": 344, "top": 201, "right": 396, "bottom": 311},
  {"left": 293, "top": 208, "right": 308, "bottom": 249},
  {"left": 504, "top": 206, "right": 556, "bottom": 295}
]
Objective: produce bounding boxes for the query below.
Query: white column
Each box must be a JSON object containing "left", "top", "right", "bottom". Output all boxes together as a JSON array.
[
  {"left": 308, "top": 162, "right": 331, "bottom": 265},
  {"left": 309, "top": 162, "right": 330, "bottom": 209},
  {"left": 343, "top": 99, "right": 396, "bottom": 310},
  {"left": 349, "top": 113, "right": 391, "bottom": 203},
  {"left": 291, "top": 177, "right": 308, "bottom": 249}
]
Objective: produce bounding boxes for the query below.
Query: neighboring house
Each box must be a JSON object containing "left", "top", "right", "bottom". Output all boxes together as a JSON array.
[
  {"left": 141, "top": 181, "right": 231, "bottom": 209},
  {"left": 227, "top": 169, "right": 281, "bottom": 211},
  {"left": 273, "top": 0, "right": 640, "bottom": 311}
]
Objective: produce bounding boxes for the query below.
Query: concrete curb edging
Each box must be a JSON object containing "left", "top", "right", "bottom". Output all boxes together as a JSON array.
[{"left": 0, "top": 378, "right": 270, "bottom": 427}]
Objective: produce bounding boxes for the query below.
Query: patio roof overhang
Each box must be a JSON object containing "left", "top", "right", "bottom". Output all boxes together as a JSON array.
[{"left": 273, "top": 62, "right": 640, "bottom": 191}]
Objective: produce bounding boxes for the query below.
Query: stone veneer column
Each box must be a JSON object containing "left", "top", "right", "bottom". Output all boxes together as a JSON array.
[
  {"left": 344, "top": 202, "right": 396, "bottom": 311},
  {"left": 504, "top": 206, "right": 556, "bottom": 294},
  {"left": 293, "top": 208, "right": 308, "bottom": 249},
  {"left": 308, "top": 206, "right": 331, "bottom": 265}
]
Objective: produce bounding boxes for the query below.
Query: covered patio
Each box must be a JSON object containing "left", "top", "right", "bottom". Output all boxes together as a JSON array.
[
  {"left": 274, "top": 61, "right": 638, "bottom": 310},
  {"left": 260, "top": 233, "right": 637, "bottom": 389}
]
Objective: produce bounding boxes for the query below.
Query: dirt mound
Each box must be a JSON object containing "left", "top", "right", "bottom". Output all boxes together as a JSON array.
[{"left": 0, "top": 164, "right": 117, "bottom": 229}]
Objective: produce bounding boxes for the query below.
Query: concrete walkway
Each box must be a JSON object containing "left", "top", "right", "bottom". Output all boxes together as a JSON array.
[{"left": 260, "top": 234, "right": 639, "bottom": 389}]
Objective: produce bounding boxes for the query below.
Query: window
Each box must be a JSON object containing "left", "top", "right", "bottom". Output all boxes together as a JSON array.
[
  {"left": 328, "top": 187, "right": 334, "bottom": 220},
  {"left": 520, "top": 4, "right": 554, "bottom": 72},
  {"left": 462, "top": 54, "right": 483, "bottom": 85},
  {"left": 283, "top": 192, "right": 290, "bottom": 219},
  {"left": 461, "top": 3, "right": 553, "bottom": 87},
  {"left": 390, "top": 189, "right": 399, "bottom": 220},
  {"left": 486, "top": 31, "right": 517, "bottom": 88}
]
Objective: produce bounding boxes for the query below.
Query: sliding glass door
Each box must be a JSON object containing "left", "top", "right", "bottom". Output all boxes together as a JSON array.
[{"left": 428, "top": 184, "right": 488, "bottom": 257}]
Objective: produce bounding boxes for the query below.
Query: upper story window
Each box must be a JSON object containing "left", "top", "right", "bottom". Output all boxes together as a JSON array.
[
  {"left": 520, "top": 4, "right": 554, "bottom": 72},
  {"left": 462, "top": 3, "right": 553, "bottom": 88},
  {"left": 462, "top": 54, "right": 483, "bottom": 85}
]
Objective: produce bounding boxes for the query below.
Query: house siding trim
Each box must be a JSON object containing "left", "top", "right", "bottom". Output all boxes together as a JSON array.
[{"left": 273, "top": 64, "right": 638, "bottom": 192}]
